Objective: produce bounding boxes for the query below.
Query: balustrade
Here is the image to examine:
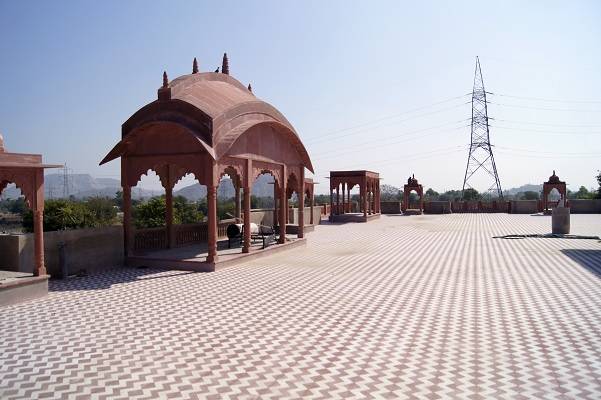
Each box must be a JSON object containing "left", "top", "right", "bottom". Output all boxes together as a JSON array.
[{"left": 134, "top": 220, "right": 234, "bottom": 251}]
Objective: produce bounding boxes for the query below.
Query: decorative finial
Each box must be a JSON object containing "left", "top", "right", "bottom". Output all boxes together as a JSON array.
[
  {"left": 247, "top": 83, "right": 252, "bottom": 92},
  {"left": 412, "top": 174, "right": 415, "bottom": 179},
  {"left": 222, "top": 53, "right": 229, "bottom": 75},
  {"left": 553, "top": 170, "right": 556, "bottom": 175},
  {"left": 214, "top": 67, "right": 220, "bottom": 73},
  {"left": 192, "top": 58, "right": 198, "bottom": 74},
  {"left": 158, "top": 71, "right": 171, "bottom": 100}
]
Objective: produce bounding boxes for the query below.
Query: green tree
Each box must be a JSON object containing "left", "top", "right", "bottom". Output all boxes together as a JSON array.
[
  {"left": 462, "top": 188, "right": 481, "bottom": 201},
  {"left": 439, "top": 190, "right": 462, "bottom": 202},
  {"left": 574, "top": 186, "right": 594, "bottom": 200},
  {"left": 597, "top": 171, "right": 601, "bottom": 198},
  {"left": 86, "top": 197, "right": 118, "bottom": 224},
  {"left": 174, "top": 196, "right": 204, "bottom": 223},
  {"left": 520, "top": 191, "right": 539, "bottom": 200},
  {"left": 133, "top": 197, "right": 166, "bottom": 228},
  {"left": 133, "top": 196, "right": 204, "bottom": 228},
  {"left": 424, "top": 188, "right": 439, "bottom": 200},
  {"left": 0, "top": 198, "right": 27, "bottom": 214},
  {"left": 380, "top": 184, "right": 401, "bottom": 201},
  {"left": 23, "top": 199, "right": 93, "bottom": 232},
  {"left": 114, "top": 190, "right": 123, "bottom": 209}
]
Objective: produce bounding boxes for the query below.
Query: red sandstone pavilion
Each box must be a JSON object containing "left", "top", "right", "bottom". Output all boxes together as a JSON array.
[
  {"left": 0, "top": 133, "right": 60, "bottom": 304},
  {"left": 329, "top": 170, "right": 381, "bottom": 222},
  {"left": 100, "top": 54, "right": 314, "bottom": 271}
]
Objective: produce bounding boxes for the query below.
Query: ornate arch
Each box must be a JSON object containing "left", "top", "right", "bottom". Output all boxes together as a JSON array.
[
  {"left": 252, "top": 160, "right": 282, "bottom": 186},
  {"left": 0, "top": 169, "right": 34, "bottom": 208}
]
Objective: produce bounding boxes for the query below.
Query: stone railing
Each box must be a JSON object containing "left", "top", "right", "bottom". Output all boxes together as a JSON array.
[
  {"left": 450, "top": 201, "right": 509, "bottom": 213},
  {"left": 134, "top": 219, "right": 234, "bottom": 251},
  {"left": 134, "top": 227, "right": 167, "bottom": 251}
]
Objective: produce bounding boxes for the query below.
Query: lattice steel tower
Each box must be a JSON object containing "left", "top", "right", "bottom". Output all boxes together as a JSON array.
[{"left": 461, "top": 57, "right": 503, "bottom": 199}]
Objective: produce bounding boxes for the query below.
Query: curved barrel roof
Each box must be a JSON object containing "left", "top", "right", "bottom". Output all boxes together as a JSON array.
[{"left": 101, "top": 71, "right": 313, "bottom": 172}]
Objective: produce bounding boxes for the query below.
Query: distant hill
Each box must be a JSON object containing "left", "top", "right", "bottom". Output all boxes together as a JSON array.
[
  {"left": 1, "top": 174, "right": 152, "bottom": 200},
  {"left": 1, "top": 172, "right": 283, "bottom": 202},
  {"left": 174, "top": 174, "right": 275, "bottom": 201},
  {"left": 504, "top": 184, "right": 543, "bottom": 196}
]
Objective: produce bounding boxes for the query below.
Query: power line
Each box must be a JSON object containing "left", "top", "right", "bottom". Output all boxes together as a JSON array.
[
  {"left": 494, "top": 119, "right": 601, "bottom": 128},
  {"left": 489, "top": 101, "right": 601, "bottom": 113},
  {"left": 309, "top": 122, "right": 468, "bottom": 159},
  {"left": 317, "top": 145, "right": 467, "bottom": 172},
  {"left": 489, "top": 92, "right": 601, "bottom": 104},
  {"left": 306, "top": 95, "right": 470, "bottom": 144},
  {"left": 496, "top": 150, "right": 601, "bottom": 159},
  {"left": 491, "top": 125, "right": 601, "bottom": 136},
  {"left": 496, "top": 145, "right": 601, "bottom": 156}
]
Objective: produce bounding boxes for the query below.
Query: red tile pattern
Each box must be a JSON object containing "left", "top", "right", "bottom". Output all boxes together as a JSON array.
[{"left": 1, "top": 214, "right": 601, "bottom": 399}]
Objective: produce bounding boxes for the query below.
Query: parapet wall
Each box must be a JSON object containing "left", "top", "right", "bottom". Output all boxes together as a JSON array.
[
  {"left": 509, "top": 200, "right": 539, "bottom": 214},
  {"left": 0, "top": 226, "right": 124, "bottom": 277},
  {"left": 424, "top": 201, "right": 452, "bottom": 214},
  {"left": 569, "top": 199, "right": 601, "bottom": 213},
  {"left": 380, "top": 201, "right": 402, "bottom": 214}
]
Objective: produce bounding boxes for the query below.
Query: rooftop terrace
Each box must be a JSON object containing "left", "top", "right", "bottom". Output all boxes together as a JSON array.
[{"left": 1, "top": 214, "right": 600, "bottom": 399}]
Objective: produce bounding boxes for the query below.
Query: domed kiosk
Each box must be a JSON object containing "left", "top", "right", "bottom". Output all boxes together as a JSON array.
[
  {"left": 100, "top": 55, "right": 314, "bottom": 271},
  {"left": 0, "top": 132, "right": 61, "bottom": 305}
]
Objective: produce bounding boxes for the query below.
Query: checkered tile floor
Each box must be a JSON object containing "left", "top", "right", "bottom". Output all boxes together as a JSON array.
[{"left": 1, "top": 214, "right": 601, "bottom": 399}]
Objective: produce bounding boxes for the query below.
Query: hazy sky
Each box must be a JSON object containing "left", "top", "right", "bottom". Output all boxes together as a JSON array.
[{"left": 1, "top": 1, "right": 600, "bottom": 194}]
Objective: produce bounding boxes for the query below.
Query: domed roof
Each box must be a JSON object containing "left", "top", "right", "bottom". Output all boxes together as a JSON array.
[
  {"left": 547, "top": 170, "right": 563, "bottom": 184},
  {"left": 101, "top": 71, "right": 313, "bottom": 172}
]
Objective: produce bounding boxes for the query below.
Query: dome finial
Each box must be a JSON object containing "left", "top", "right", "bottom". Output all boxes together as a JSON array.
[
  {"left": 222, "top": 53, "right": 229, "bottom": 75},
  {"left": 162, "top": 71, "right": 169, "bottom": 88},
  {"left": 247, "top": 83, "right": 252, "bottom": 92},
  {"left": 192, "top": 58, "right": 199, "bottom": 74}
]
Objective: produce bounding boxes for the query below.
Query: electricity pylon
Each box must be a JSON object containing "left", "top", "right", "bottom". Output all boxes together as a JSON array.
[{"left": 461, "top": 57, "right": 503, "bottom": 199}]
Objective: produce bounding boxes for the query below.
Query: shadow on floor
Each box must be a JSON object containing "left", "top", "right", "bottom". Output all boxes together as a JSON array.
[
  {"left": 49, "top": 267, "right": 194, "bottom": 292},
  {"left": 561, "top": 249, "right": 601, "bottom": 278}
]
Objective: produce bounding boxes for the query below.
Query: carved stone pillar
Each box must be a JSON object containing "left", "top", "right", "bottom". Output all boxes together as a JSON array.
[
  {"left": 309, "top": 188, "right": 314, "bottom": 225},
  {"left": 298, "top": 168, "right": 305, "bottom": 238},
  {"left": 341, "top": 183, "right": 346, "bottom": 215},
  {"left": 165, "top": 184, "right": 174, "bottom": 248},
  {"left": 243, "top": 187, "right": 251, "bottom": 252},
  {"left": 207, "top": 185, "right": 218, "bottom": 263},
  {"left": 235, "top": 184, "right": 241, "bottom": 220},
  {"left": 279, "top": 166, "right": 287, "bottom": 244},
  {"left": 123, "top": 185, "right": 133, "bottom": 258},
  {"left": 336, "top": 185, "right": 340, "bottom": 215},
  {"left": 329, "top": 187, "right": 334, "bottom": 221},
  {"left": 33, "top": 170, "right": 46, "bottom": 276},
  {"left": 363, "top": 180, "right": 368, "bottom": 218},
  {"left": 33, "top": 210, "right": 46, "bottom": 276},
  {"left": 347, "top": 187, "right": 351, "bottom": 213},
  {"left": 274, "top": 184, "right": 278, "bottom": 227}
]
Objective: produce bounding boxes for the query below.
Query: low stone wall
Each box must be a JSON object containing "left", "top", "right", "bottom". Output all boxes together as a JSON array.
[
  {"left": 510, "top": 200, "right": 539, "bottom": 214},
  {"left": 569, "top": 199, "right": 601, "bottom": 214},
  {"left": 0, "top": 226, "right": 123, "bottom": 277},
  {"left": 380, "top": 201, "right": 401, "bottom": 214},
  {"left": 250, "top": 209, "right": 275, "bottom": 226},
  {"left": 287, "top": 207, "right": 322, "bottom": 226},
  {"left": 424, "top": 201, "right": 452, "bottom": 214}
]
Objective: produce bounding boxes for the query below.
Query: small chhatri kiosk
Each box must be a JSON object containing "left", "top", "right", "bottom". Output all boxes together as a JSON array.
[
  {"left": 0, "top": 133, "right": 61, "bottom": 306},
  {"left": 100, "top": 54, "right": 314, "bottom": 272},
  {"left": 329, "top": 170, "right": 380, "bottom": 222},
  {"left": 543, "top": 171, "right": 567, "bottom": 214},
  {"left": 402, "top": 174, "right": 424, "bottom": 215}
]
